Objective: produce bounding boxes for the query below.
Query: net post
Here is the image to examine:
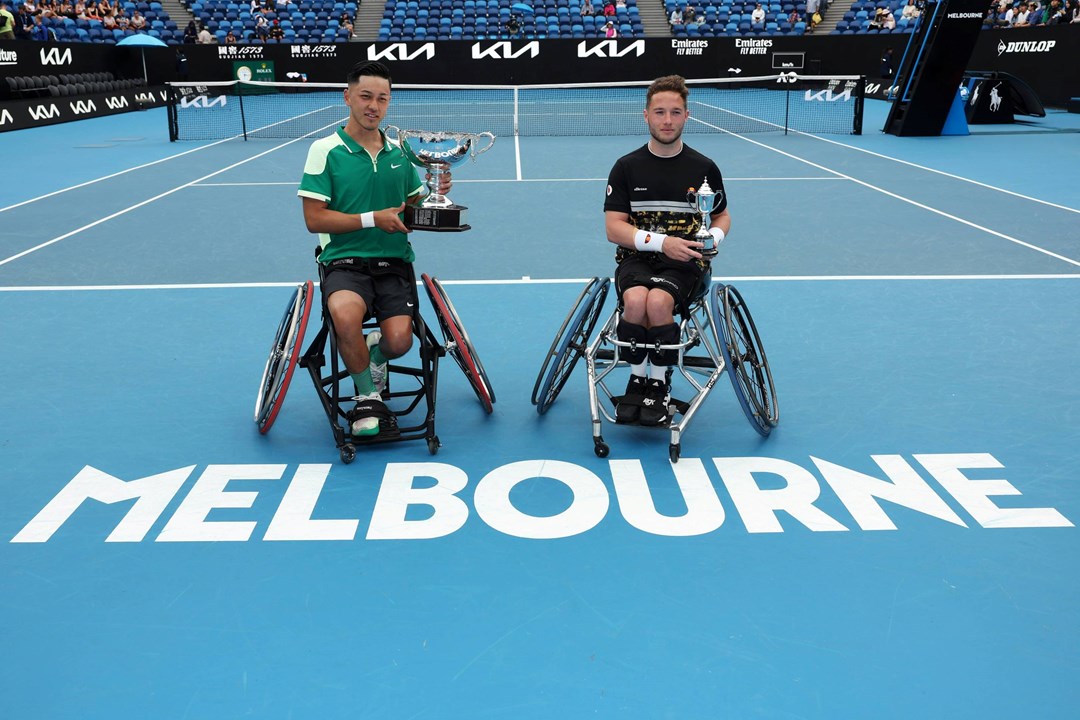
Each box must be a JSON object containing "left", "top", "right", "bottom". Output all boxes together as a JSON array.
[
  {"left": 853, "top": 75, "right": 865, "bottom": 135},
  {"left": 238, "top": 83, "right": 248, "bottom": 141},
  {"left": 166, "top": 83, "right": 178, "bottom": 142}
]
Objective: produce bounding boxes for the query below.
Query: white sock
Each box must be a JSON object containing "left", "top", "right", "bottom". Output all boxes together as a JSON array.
[
  {"left": 649, "top": 364, "right": 668, "bottom": 381},
  {"left": 630, "top": 362, "right": 647, "bottom": 377}
]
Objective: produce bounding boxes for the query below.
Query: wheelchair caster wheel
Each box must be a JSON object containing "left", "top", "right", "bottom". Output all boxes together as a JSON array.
[
  {"left": 340, "top": 444, "right": 356, "bottom": 464},
  {"left": 594, "top": 440, "right": 609, "bottom": 458},
  {"left": 427, "top": 436, "right": 440, "bottom": 455},
  {"left": 669, "top": 443, "right": 681, "bottom": 463}
]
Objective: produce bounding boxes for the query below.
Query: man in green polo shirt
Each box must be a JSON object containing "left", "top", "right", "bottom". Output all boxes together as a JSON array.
[{"left": 298, "top": 60, "right": 452, "bottom": 437}]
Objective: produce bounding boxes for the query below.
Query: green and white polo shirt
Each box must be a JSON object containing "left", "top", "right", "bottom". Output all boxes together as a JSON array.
[{"left": 298, "top": 127, "right": 425, "bottom": 264}]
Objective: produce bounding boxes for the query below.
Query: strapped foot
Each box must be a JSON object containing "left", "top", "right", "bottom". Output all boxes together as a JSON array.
[
  {"left": 615, "top": 375, "right": 647, "bottom": 424},
  {"left": 349, "top": 391, "right": 391, "bottom": 437},
  {"left": 637, "top": 377, "right": 671, "bottom": 427}
]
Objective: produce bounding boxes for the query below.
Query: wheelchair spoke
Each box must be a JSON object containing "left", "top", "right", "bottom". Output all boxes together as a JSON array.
[
  {"left": 533, "top": 277, "right": 610, "bottom": 415},
  {"left": 422, "top": 274, "right": 495, "bottom": 414},
  {"left": 255, "top": 280, "right": 314, "bottom": 434}
]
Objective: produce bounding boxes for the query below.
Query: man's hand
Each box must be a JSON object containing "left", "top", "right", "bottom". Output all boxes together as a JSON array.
[
  {"left": 374, "top": 203, "right": 409, "bottom": 233},
  {"left": 662, "top": 235, "right": 704, "bottom": 262}
]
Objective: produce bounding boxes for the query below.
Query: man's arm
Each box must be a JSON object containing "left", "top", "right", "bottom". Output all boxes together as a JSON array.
[
  {"left": 302, "top": 196, "right": 408, "bottom": 234},
  {"left": 605, "top": 210, "right": 706, "bottom": 263}
]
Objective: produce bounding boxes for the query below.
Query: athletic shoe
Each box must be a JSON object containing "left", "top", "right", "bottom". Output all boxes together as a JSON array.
[
  {"left": 350, "top": 391, "right": 382, "bottom": 437},
  {"left": 638, "top": 378, "right": 671, "bottom": 426},
  {"left": 367, "top": 331, "right": 387, "bottom": 396},
  {"left": 616, "top": 375, "right": 647, "bottom": 424}
]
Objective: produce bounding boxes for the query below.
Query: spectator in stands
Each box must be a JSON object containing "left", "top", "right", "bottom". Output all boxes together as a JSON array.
[
  {"left": 339, "top": 12, "right": 353, "bottom": 33},
  {"left": 183, "top": 19, "right": 198, "bottom": 42},
  {"left": 1010, "top": 2, "right": 1031, "bottom": 24},
  {"left": 0, "top": 0, "right": 17, "bottom": 38},
  {"left": 602, "top": 0, "right": 616, "bottom": 15},
  {"left": 1069, "top": 0, "right": 1080, "bottom": 21},
  {"left": 30, "top": 12, "right": 54, "bottom": 38},
  {"left": 254, "top": 12, "right": 269, "bottom": 38},
  {"left": 15, "top": 2, "right": 36, "bottom": 37},
  {"left": 616, "top": 0, "right": 626, "bottom": 8},
  {"left": 131, "top": 9, "right": 146, "bottom": 29},
  {"left": 269, "top": 18, "right": 284, "bottom": 39},
  {"left": 882, "top": 8, "right": 896, "bottom": 27},
  {"left": 669, "top": 5, "right": 682, "bottom": 22},
  {"left": 581, "top": 0, "right": 595, "bottom": 15},
  {"left": 868, "top": 6, "right": 885, "bottom": 27},
  {"left": 102, "top": 8, "right": 117, "bottom": 28},
  {"left": 1041, "top": 0, "right": 1066, "bottom": 21},
  {"left": 787, "top": 8, "right": 800, "bottom": 23},
  {"left": 604, "top": 18, "right": 618, "bottom": 34},
  {"left": 805, "top": 0, "right": 820, "bottom": 29},
  {"left": 750, "top": 2, "right": 766, "bottom": 25},
  {"left": 197, "top": 21, "right": 214, "bottom": 42},
  {"left": 901, "top": 0, "right": 919, "bottom": 18}
]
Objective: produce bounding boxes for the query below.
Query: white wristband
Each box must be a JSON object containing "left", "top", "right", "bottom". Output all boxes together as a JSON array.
[
  {"left": 360, "top": 211, "right": 375, "bottom": 229},
  {"left": 709, "top": 227, "right": 726, "bottom": 245},
  {"left": 634, "top": 229, "right": 667, "bottom": 252}
]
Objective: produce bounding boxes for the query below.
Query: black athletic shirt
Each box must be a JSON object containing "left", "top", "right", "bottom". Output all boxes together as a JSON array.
[{"left": 604, "top": 143, "right": 726, "bottom": 265}]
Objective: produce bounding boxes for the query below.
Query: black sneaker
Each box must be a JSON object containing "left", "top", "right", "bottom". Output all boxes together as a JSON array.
[
  {"left": 638, "top": 378, "right": 670, "bottom": 426},
  {"left": 616, "top": 375, "right": 647, "bottom": 424}
]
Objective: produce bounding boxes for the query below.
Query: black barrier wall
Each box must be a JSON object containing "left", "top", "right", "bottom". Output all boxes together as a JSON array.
[{"left": 1, "top": 26, "right": 1077, "bottom": 133}]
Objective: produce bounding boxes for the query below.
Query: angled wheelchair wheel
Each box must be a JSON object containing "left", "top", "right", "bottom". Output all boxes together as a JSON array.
[
  {"left": 711, "top": 284, "right": 778, "bottom": 437},
  {"left": 421, "top": 273, "right": 495, "bottom": 414},
  {"left": 254, "top": 280, "right": 314, "bottom": 434},
  {"left": 532, "top": 276, "right": 610, "bottom": 415}
]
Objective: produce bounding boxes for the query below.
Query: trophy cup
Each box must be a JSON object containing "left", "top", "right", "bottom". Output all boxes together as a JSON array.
[
  {"left": 687, "top": 178, "right": 724, "bottom": 258},
  {"left": 384, "top": 126, "right": 496, "bottom": 232}
]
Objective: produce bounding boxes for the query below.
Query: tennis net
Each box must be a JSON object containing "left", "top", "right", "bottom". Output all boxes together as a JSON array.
[{"left": 167, "top": 75, "right": 865, "bottom": 141}]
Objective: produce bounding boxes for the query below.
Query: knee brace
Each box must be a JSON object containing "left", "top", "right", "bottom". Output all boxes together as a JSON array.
[
  {"left": 616, "top": 318, "right": 648, "bottom": 365},
  {"left": 647, "top": 323, "right": 681, "bottom": 366}
]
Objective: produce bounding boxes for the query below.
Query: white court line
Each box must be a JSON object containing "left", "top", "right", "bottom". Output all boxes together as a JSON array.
[
  {"left": 0, "top": 133, "right": 329, "bottom": 268},
  {"left": 0, "top": 136, "right": 242, "bottom": 214},
  {"left": 691, "top": 114, "right": 1080, "bottom": 269},
  {"left": 800, "top": 132, "right": 1080, "bottom": 215},
  {"left": 2, "top": 274, "right": 1079, "bottom": 292}
]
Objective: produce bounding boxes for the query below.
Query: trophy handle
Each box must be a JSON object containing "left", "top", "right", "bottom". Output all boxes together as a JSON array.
[
  {"left": 383, "top": 124, "right": 402, "bottom": 144},
  {"left": 470, "top": 131, "right": 496, "bottom": 159}
]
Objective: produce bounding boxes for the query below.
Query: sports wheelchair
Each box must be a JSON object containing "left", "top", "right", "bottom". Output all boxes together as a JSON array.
[
  {"left": 531, "top": 272, "right": 778, "bottom": 462},
  {"left": 254, "top": 260, "right": 495, "bottom": 463}
]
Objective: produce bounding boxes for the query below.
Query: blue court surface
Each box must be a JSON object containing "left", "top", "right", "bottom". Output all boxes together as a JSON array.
[{"left": 2, "top": 100, "right": 1079, "bottom": 719}]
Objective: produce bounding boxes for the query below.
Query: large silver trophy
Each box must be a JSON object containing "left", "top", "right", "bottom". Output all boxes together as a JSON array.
[
  {"left": 686, "top": 178, "right": 724, "bottom": 258},
  {"left": 384, "top": 126, "right": 496, "bottom": 232}
]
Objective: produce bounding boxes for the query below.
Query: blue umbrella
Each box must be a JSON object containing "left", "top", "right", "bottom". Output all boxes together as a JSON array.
[
  {"left": 117, "top": 32, "right": 167, "bottom": 84},
  {"left": 512, "top": 2, "right": 535, "bottom": 12}
]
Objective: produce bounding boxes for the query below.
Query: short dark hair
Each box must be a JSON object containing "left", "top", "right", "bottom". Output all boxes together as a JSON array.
[
  {"left": 347, "top": 61, "right": 392, "bottom": 87},
  {"left": 646, "top": 75, "right": 689, "bottom": 109}
]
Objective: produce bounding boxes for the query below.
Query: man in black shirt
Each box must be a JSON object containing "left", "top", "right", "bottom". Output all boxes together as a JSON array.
[{"left": 603, "top": 75, "right": 731, "bottom": 426}]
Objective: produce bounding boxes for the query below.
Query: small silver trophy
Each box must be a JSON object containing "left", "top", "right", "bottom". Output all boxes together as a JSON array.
[
  {"left": 687, "top": 178, "right": 724, "bottom": 258},
  {"left": 384, "top": 126, "right": 496, "bottom": 232}
]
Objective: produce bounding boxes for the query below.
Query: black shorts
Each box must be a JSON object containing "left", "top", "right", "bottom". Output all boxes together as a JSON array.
[
  {"left": 320, "top": 257, "right": 416, "bottom": 322},
  {"left": 615, "top": 253, "right": 707, "bottom": 310}
]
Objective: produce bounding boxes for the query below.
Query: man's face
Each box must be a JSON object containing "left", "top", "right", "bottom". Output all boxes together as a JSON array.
[
  {"left": 344, "top": 74, "right": 391, "bottom": 132},
  {"left": 645, "top": 90, "right": 688, "bottom": 147}
]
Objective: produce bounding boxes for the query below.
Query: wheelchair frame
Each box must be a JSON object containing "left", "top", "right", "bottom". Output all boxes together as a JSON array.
[
  {"left": 532, "top": 276, "right": 778, "bottom": 462},
  {"left": 254, "top": 263, "right": 495, "bottom": 464}
]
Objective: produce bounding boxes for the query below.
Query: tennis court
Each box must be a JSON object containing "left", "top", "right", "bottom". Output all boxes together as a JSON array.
[{"left": 2, "top": 95, "right": 1079, "bottom": 719}]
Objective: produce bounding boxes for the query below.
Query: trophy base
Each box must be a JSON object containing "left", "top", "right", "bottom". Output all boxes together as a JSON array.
[{"left": 405, "top": 204, "right": 470, "bottom": 232}]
